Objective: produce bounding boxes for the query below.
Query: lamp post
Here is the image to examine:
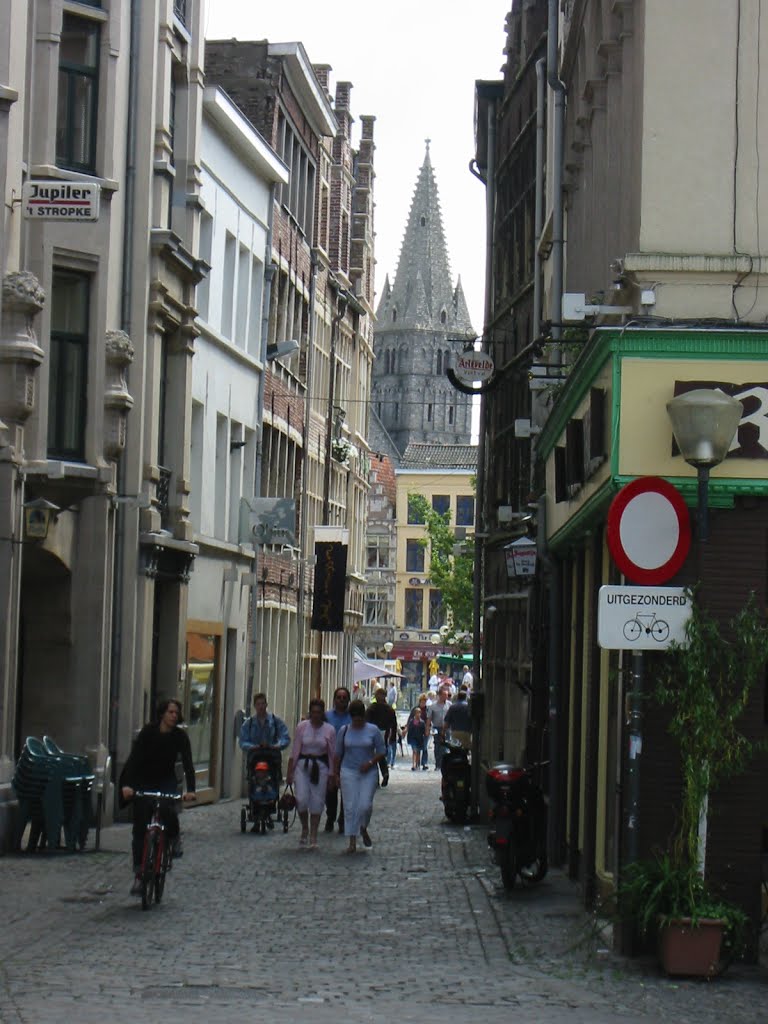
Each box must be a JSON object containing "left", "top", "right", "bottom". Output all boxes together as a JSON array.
[
  {"left": 664, "top": 388, "right": 742, "bottom": 874},
  {"left": 665, "top": 389, "right": 743, "bottom": 543}
]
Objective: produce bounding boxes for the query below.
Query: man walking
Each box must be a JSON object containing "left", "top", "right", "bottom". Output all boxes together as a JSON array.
[
  {"left": 427, "top": 686, "right": 452, "bottom": 772},
  {"left": 366, "top": 688, "right": 397, "bottom": 785}
]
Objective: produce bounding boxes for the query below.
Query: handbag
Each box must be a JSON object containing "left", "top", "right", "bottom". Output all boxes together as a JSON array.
[{"left": 278, "top": 784, "right": 296, "bottom": 811}]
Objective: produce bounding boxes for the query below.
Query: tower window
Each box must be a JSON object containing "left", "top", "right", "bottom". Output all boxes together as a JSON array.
[
  {"left": 420, "top": 216, "right": 426, "bottom": 226},
  {"left": 440, "top": 310, "right": 446, "bottom": 324}
]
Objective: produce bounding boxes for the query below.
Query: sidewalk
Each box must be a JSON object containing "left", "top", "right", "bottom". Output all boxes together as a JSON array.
[{"left": 0, "top": 764, "right": 766, "bottom": 1024}]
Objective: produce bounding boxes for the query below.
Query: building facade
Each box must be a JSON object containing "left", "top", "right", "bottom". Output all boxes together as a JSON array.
[
  {"left": 477, "top": 0, "right": 768, "bottom": 949},
  {"left": 0, "top": 0, "right": 207, "bottom": 843},
  {"left": 391, "top": 443, "right": 477, "bottom": 700},
  {"left": 204, "top": 41, "right": 376, "bottom": 726}
]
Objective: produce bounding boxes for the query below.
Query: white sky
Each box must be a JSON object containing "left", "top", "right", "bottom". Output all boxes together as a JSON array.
[{"left": 204, "top": 1, "right": 511, "bottom": 335}]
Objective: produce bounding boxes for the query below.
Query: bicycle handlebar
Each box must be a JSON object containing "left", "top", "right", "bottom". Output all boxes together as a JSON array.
[{"left": 133, "top": 790, "right": 182, "bottom": 802}]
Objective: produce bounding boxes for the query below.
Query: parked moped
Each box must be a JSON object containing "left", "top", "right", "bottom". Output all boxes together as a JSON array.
[
  {"left": 486, "top": 760, "right": 548, "bottom": 890},
  {"left": 439, "top": 736, "right": 471, "bottom": 823}
]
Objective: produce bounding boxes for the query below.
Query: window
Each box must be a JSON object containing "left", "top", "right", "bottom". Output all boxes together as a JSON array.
[
  {"left": 367, "top": 535, "right": 389, "bottom": 569},
  {"left": 48, "top": 271, "right": 90, "bottom": 460},
  {"left": 407, "top": 496, "right": 425, "bottom": 525},
  {"left": 432, "top": 495, "right": 450, "bottom": 516},
  {"left": 57, "top": 14, "right": 100, "bottom": 173},
  {"left": 278, "top": 116, "right": 316, "bottom": 237},
  {"left": 429, "top": 589, "right": 443, "bottom": 630},
  {"left": 456, "top": 496, "right": 475, "bottom": 526},
  {"left": 406, "top": 539, "right": 425, "bottom": 573},
  {"left": 364, "top": 590, "right": 387, "bottom": 625},
  {"left": 404, "top": 588, "right": 423, "bottom": 629}
]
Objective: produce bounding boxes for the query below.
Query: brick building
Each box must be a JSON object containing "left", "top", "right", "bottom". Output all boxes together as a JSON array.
[{"left": 204, "top": 40, "right": 376, "bottom": 720}]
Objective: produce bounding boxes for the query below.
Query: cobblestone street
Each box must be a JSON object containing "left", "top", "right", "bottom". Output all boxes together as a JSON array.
[{"left": 1, "top": 765, "right": 766, "bottom": 1024}]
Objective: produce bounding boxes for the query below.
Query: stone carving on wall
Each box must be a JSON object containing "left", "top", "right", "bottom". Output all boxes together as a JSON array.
[
  {"left": 103, "top": 329, "right": 134, "bottom": 459},
  {"left": 0, "top": 271, "right": 45, "bottom": 426}
]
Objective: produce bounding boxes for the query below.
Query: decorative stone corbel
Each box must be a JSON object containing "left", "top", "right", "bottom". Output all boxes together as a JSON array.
[
  {"left": 0, "top": 271, "right": 45, "bottom": 424},
  {"left": 103, "top": 329, "right": 134, "bottom": 459}
]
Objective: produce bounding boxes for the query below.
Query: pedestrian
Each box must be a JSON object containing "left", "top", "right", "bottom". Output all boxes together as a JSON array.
[
  {"left": 333, "top": 699, "right": 385, "bottom": 853},
  {"left": 324, "top": 686, "right": 352, "bottom": 832},
  {"left": 286, "top": 698, "right": 337, "bottom": 850},
  {"left": 408, "top": 693, "right": 430, "bottom": 769},
  {"left": 386, "top": 679, "right": 398, "bottom": 708},
  {"left": 119, "top": 698, "right": 197, "bottom": 895},
  {"left": 407, "top": 708, "right": 427, "bottom": 770},
  {"left": 366, "top": 687, "right": 398, "bottom": 782},
  {"left": 444, "top": 689, "right": 472, "bottom": 749},
  {"left": 238, "top": 692, "right": 291, "bottom": 793},
  {"left": 462, "top": 664, "right": 474, "bottom": 693},
  {"left": 427, "top": 686, "right": 452, "bottom": 771}
]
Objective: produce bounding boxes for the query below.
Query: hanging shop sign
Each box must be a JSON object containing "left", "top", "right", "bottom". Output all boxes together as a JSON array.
[
  {"left": 23, "top": 180, "right": 101, "bottom": 221},
  {"left": 454, "top": 351, "right": 495, "bottom": 385},
  {"left": 241, "top": 497, "right": 296, "bottom": 546},
  {"left": 311, "top": 541, "right": 348, "bottom": 632},
  {"left": 505, "top": 537, "right": 537, "bottom": 578}
]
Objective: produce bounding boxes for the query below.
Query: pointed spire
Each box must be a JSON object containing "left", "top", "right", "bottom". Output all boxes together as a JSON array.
[
  {"left": 382, "top": 149, "right": 472, "bottom": 333},
  {"left": 452, "top": 276, "right": 474, "bottom": 335}
]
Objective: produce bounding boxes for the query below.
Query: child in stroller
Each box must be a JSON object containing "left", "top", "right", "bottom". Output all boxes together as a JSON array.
[{"left": 241, "top": 753, "right": 279, "bottom": 834}]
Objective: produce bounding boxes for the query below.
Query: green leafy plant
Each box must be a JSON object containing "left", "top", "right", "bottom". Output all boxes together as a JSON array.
[{"left": 619, "top": 593, "right": 768, "bottom": 960}]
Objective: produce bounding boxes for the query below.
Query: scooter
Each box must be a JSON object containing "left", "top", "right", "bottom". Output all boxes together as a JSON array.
[
  {"left": 486, "top": 760, "right": 549, "bottom": 890},
  {"left": 440, "top": 736, "right": 471, "bottom": 823}
]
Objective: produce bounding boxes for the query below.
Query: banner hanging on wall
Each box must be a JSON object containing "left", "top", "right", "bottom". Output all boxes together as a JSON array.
[{"left": 311, "top": 541, "right": 348, "bottom": 632}]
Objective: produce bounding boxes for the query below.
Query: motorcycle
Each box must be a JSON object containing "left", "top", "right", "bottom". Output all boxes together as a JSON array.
[
  {"left": 440, "top": 736, "right": 471, "bottom": 823},
  {"left": 486, "top": 760, "right": 549, "bottom": 890}
]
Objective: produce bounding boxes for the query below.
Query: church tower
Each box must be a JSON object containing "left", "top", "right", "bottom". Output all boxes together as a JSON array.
[{"left": 372, "top": 143, "right": 476, "bottom": 456}]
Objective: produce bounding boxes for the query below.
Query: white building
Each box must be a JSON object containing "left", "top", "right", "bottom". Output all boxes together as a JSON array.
[{"left": 187, "top": 86, "right": 288, "bottom": 798}]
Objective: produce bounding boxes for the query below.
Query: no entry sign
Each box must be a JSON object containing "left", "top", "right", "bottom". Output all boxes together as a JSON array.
[{"left": 607, "top": 477, "right": 691, "bottom": 585}]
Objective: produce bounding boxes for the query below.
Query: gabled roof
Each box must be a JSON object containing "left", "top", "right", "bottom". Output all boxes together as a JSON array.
[
  {"left": 375, "top": 143, "right": 475, "bottom": 338},
  {"left": 398, "top": 443, "right": 478, "bottom": 471}
]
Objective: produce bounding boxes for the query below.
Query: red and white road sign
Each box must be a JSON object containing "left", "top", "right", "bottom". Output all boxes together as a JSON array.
[{"left": 606, "top": 477, "right": 691, "bottom": 585}]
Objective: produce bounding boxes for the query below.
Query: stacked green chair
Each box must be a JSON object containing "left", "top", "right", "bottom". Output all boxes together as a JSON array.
[{"left": 12, "top": 737, "right": 95, "bottom": 851}]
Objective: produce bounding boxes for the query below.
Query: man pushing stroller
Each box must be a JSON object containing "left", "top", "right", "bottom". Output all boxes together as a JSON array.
[{"left": 239, "top": 693, "right": 290, "bottom": 831}]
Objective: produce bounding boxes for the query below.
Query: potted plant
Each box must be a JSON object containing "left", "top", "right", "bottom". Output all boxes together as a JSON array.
[
  {"left": 331, "top": 437, "right": 351, "bottom": 465},
  {"left": 619, "top": 593, "right": 768, "bottom": 977}
]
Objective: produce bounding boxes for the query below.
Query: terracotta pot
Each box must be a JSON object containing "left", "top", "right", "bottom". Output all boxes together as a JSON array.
[{"left": 658, "top": 917, "right": 725, "bottom": 978}]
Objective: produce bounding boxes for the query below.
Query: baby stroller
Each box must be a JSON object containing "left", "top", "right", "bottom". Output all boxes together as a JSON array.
[{"left": 241, "top": 750, "right": 280, "bottom": 834}]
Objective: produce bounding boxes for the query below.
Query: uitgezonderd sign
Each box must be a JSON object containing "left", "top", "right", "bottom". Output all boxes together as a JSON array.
[
  {"left": 454, "top": 352, "right": 494, "bottom": 384},
  {"left": 23, "top": 181, "right": 101, "bottom": 221}
]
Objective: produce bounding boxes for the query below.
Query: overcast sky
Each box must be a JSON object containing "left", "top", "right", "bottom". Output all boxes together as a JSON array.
[{"left": 204, "top": 1, "right": 511, "bottom": 335}]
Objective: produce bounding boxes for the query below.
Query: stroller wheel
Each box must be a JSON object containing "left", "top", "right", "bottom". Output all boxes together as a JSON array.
[{"left": 240, "top": 808, "right": 246, "bottom": 834}]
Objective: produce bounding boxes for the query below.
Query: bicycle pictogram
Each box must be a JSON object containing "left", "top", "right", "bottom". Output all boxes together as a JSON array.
[{"left": 623, "top": 612, "right": 669, "bottom": 643}]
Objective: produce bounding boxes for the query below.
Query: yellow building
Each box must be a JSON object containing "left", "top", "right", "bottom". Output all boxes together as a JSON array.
[{"left": 391, "top": 444, "right": 476, "bottom": 697}]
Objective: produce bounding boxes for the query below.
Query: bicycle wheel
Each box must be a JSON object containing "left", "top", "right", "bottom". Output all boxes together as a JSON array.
[
  {"left": 652, "top": 619, "right": 670, "bottom": 642},
  {"left": 623, "top": 619, "right": 641, "bottom": 642},
  {"left": 141, "top": 832, "right": 157, "bottom": 911},
  {"left": 154, "top": 837, "right": 169, "bottom": 904}
]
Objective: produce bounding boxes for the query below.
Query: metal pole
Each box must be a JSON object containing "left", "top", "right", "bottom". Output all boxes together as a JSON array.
[
  {"left": 697, "top": 466, "right": 709, "bottom": 544},
  {"left": 625, "top": 650, "right": 644, "bottom": 867}
]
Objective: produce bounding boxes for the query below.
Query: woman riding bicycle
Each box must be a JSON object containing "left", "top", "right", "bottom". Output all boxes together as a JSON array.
[{"left": 120, "top": 698, "right": 196, "bottom": 895}]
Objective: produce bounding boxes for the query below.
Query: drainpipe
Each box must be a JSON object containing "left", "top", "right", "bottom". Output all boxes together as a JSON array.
[
  {"left": 109, "top": 0, "right": 140, "bottom": 765},
  {"left": 548, "top": 0, "right": 566, "bottom": 345},
  {"left": 533, "top": 57, "right": 546, "bottom": 343},
  {"left": 470, "top": 90, "right": 498, "bottom": 818},
  {"left": 294, "top": 255, "right": 318, "bottom": 717},
  {"left": 245, "top": 182, "right": 278, "bottom": 713},
  {"left": 540, "top": 493, "right": 562, "bottom": 865}
]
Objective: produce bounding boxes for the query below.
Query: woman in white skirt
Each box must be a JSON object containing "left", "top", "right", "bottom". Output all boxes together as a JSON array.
[
  {"left": 286, "top": 699, "right": 336, "bottom": 850},
  {"left": 332, "top": 699, "right": 386, "bottom": 853}
]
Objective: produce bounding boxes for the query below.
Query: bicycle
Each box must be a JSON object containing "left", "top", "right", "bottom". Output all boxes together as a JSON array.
[
  {"left": 623, "top": 612, "right": 670, "bottom": 643},
  {"left": 134, "top": 790, "right": 181, "bottom": 911}
]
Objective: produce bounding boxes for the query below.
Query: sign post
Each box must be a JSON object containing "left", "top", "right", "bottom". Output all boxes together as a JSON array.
[{"left": 605, "top": 477, "right": 692, "bottom": 890}]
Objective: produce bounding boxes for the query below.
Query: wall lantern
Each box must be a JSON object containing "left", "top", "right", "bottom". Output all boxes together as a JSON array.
[
  {"left": 24, "top": 498, "right": 60, "bottom": 540},
  {"left": 505, "top": 536, "right": 537, "bottom": 578},
  {"left": 665, "top": 388, "right": 742, "bottom": 543}
]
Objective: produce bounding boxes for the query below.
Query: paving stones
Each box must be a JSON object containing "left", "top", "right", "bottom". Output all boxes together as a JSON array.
[{"left": 0, "top": 764, "right": 766, "bottom": 1024}]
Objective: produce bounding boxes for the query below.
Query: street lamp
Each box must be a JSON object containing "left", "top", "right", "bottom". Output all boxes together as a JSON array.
[
  {"left": 383, "top": 641, "right": 393, "bottom": 656},
  {"left": 666, "top": 389, "right": 742, "bottom": 543}
]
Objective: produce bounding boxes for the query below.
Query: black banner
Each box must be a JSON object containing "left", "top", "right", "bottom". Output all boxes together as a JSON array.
[{"left": 311, "top": 542, "right": 348, "bottom": 632}]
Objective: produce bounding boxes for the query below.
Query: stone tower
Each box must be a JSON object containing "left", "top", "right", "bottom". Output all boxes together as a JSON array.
[{"left": 372, "top": 143, "right": 476, "bottom": 455}]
